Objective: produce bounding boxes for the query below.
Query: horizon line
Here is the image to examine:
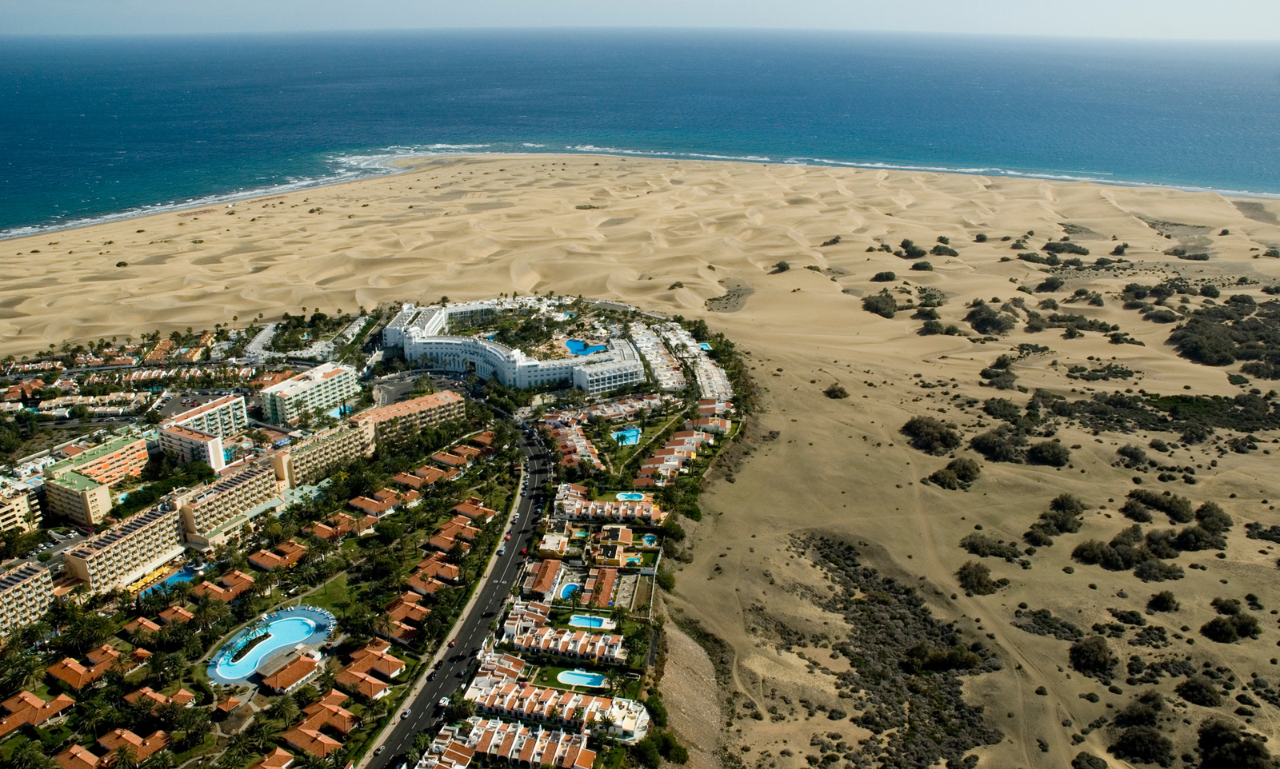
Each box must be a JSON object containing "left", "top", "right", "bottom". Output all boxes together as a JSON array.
[{"left": 2, "top": 26, "right": 1278, "bottom": 44}]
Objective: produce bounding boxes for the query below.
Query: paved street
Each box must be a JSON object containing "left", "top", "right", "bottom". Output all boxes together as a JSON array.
[{"left": 362, "top": 426, "right": 552, "bottom": 769}]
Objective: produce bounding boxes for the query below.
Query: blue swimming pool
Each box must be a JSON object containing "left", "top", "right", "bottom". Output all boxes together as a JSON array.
[
  {"left": 140, "top": 566, "right": 197, "bottom": 597},
  {"left": 699, "top": 342, "right": 713, "bottom": 351},
  {"left": 569, "top": 614, "right": 605, "bottom": 628},
  {"left": 612, "top": 428, "right": 641, "bottom": 446},
  {"left": 559, "top": 583, "right": 581, "bottom": 599},
  {"left": 565, "top": 339, "right": 606, "bottom": 356},
  {"left": 207, "top": 606, "right": 333, "bottom": 684},
  {"left": 642, "top": 534, "right": 658, "bottom": 547},
  {"left": 558, "top": 669, "right": 608, "bottom": 688},
  {"left": 616, "top": 492, "right": 644, "bottom": 501}
]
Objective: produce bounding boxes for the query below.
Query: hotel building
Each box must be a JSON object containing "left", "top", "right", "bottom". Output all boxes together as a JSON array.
[
  {"left": 271, "top": 425, "right": 364, "bottom": 488},
  {"left": 260, "top": 363, "right": 359, "bottom": 425},
  {"left": 165, "top": 395, "right": 247, "bottom": 437},
  {"left": 178, "top": 463, "right": 280, "bottom": 550},
  {"left": 350, "top": 390, "right": 465, "bottom": 453},
  {"left": 63, "top": 500, "right": 185, "bottom": 592},
  {"left": 386, "top": 302, "right": 646, "bottom": 397},
  {"left": 0, "top": 563, "right": 54, "bottom": 636},
  {"left": 44, "top": 436, "right": 149, "bottom": 526},
  {"left": 159, "top": 424, "right": 226, "bottom": 472},
  {"left": 0, "top": 480, "right": 39, "bottom": 534}
]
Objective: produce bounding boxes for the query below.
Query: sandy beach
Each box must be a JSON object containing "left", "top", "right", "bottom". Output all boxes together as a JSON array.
[{"left": 6, "top": 155, "right": 1280, "bottom": 766}]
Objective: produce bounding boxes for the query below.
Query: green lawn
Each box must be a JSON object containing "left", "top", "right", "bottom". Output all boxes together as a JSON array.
[{"left": 306, "top": 573, "right": 349, "bottom": 614}]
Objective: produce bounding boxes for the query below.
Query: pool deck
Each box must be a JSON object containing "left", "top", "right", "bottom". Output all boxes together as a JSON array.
[{"left": 206, "top": 606, "right": 335, "bottom": 685}]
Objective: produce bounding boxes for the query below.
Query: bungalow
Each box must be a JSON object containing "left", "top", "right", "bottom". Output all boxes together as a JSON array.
[
  {"left": 451, "top": 497, "right": 498, "bottom": 525},
  {"left": 57, "top": 729, "right": 170, "bottom": 769},
  {"left": 589, "top": 544, "right": 634, "bottom": 570},
  {"left": 406, "top": 572, "right": 448, "bottom": 598},
  {"left": 348, "top": 488, "right": 419, "bottom": 518},
  {"left": 261, "top": 654, "right": 320, "bottom": 695},
  {"left": 191, "top": 570, "right": 255, "bottom": 603},
  {"left": 452, "top": 445, "right": 483, "bottom": 463},
  {"left": 521, "top": 559, "right": 563, "bottom": 600},
  {"left": 47, "top": 645, "right": 120, "bottom": 690},
  {"left": 508, "top": 628, "right": 627, "bottom": 665},
  {"left": 683, "top": 416, "right": 731, "bottom": 435},
  {"left": 247, "top": 748, "right": 294, "bottom": 769},
  {"left": 470, "top": 431, "right": 496, "bottom": 448},
  {"left": 431, "top": 451, "right": 469, "bottom": 469},
  {"left": 500, "top": 601, "right": 550, "bottom": 639},
  {"left": 307, "top": 512, "right": 375, "bottom": 542},
  {"left": 158, "top": 606, "right": 194, "bottom": 625},
  {"left": 123, "top": 687, "right": 195, "bottom": 711},
  {"left": 122, "top": 617, "right": 162, "bottom": 636},
  {"left": 598, "top": 526, "right": 633, "bottom": 548},
  {"left": 383, "top": 592, "right": 431, "bottom": 644},
  {"left": 414, "top": 553, "right": 460, "bottom": 584},
  {"left": 282, "top": 690, "right": 359, "bottom": 759},
  {"left": 335, "top": 639, "right": 405, "bottom": 700},
  {"left": 249, "top": 539, "right": 308, "bottom": 571},
  {"left": 0, "top": 691, "right": 75, "bottom": 737},
  {"left": 427, "top": 517, "right": 480, "bottom": 553},
  {"left": 580, "top": 567, "right": 618, "bottom": 608}
]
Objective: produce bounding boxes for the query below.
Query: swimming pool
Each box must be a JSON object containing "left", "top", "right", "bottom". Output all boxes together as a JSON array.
[
  {"left": 559, "top": 583, "right": 581, "bottom": 600},
  {"left": 699, "top": 342, "right": 713, "bottom": 351},
  {"left": 557, "top": 669, "right": 607, "bottom": 688},
  {"left": 569, "top": 614, "right": 604, "bottom": 628},
  {"left": 207, "top": 606, "right": 333, "bottom": 684},
  {"left": 616, "top": 492, "right": 644, "bottom": 501},
  {"left": 140, "top": 566, "right": 198, "bottom": 597},
  {"left": 612, "top": 428, "right": 641, "bottom": 446},
  {"left": 642, "top": 534, "right": 658, "bottom": 547},
  {"left": 565, "top": 339, "right": 606, "bottom": 356}
]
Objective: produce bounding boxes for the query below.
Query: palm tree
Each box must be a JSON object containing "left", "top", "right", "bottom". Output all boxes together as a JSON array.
[
  {"left": 143, "top": 750, "right": 176, "bottom": 769},
  {"left": 10, "top": 739, "right": 56, "bottom": 769},
  {"left": 113, "top": 747, "right": 139, "bottom": 769}
]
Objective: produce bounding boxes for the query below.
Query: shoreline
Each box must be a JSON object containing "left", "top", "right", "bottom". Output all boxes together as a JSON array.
[{"left": 5, "top": 150, "right": 1280, "bottom": 243}]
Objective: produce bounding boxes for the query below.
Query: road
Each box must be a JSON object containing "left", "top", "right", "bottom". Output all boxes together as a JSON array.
[{"left": 362, "top": 425, "right": 552, "bottom": 769}]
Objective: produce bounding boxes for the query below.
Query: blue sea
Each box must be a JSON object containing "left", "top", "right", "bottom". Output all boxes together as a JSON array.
[{"left": 2, "top": 30, "right": 1279, "bottom": 238}]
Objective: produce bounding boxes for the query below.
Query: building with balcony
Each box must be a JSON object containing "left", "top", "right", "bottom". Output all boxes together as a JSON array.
[
  {"left": 159, "top": 424, "right": 226, "bottom": 472},
  {"left": 178, "top": 463, "right": 280, "bottom": 549},
  {"left": 63, "top": 500, "right": 184, "bottom": 592},
  {"left": 271, "top": 426, "right": 363, "bottom": 488},
  {"left": 44, "top": 436, "right": 149, "bottom": 525},
  {"left": 164, "top": 395, "right": 247, "bottom": 437},
  {"left": 260, "top": 364, "right": 359, "bottom": 425},
  {"left": 350, "top": 390, "right": 465, "bottom": 453},
  {"left": 0, "top": 563, "right": 53, "bottom": 636}
]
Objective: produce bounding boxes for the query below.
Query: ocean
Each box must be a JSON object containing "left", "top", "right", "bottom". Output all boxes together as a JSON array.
[{"left": 1, "top": 30, "right": 1278, "bottom": 238}]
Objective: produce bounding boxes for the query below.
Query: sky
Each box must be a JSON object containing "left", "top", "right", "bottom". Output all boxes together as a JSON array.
[{"left": 4, "top": 0, "right": 1280, "bottom": 40}]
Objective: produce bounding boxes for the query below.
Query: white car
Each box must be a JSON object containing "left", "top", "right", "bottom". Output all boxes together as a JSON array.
[{"left": 438, "top": 697, "right": 450, "bottom": 708}]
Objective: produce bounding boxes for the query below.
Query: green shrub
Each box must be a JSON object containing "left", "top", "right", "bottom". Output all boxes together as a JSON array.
[
  {"left": 1027, "top": 441, "right": 1071, "bottom": 467},
  {"left": 862, "top": 293, "right": 897, "bottom": 319},
  {"left": 1176, "top": 675, "right": 1222, "bottom": 706},
  {"left": 900, "top": 416, "right": 962, "bottom": 455},
  {"left": 911, "top": 261, "right": 934, "bottom": 271},
  {"left": 956, "top": 561, "right": 998, "bottom": 594},
  {"left": 1068, "top": 636, "right": 1116, "bottom": 679},
  {"left": 871, "top": 271, "right": 897, "bottom": 282},
  {"left": 1147, "top": 591, "right": 1179, "bottom": 612}
]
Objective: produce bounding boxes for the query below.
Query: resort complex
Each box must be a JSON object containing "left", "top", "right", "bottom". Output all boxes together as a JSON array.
[{"left": 0, "top": 294, "right": 741, "bottom": 769}]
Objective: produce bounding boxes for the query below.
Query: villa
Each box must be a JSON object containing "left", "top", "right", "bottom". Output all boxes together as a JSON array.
[
  {"left": 262, "top": 654, "right": 320, "bottom": 695},
  {"left": 0, "top": 690, "right": 75, "bottom": 737},
  {"left": 451, "top": 497, "right": 498, "bottom": 525},
  {"left": 383, "top": 592, "right": 431, "bottom": 644},
  {"left": 501, "top": 601, "right": 551, "bottom": 638},
  {"left": 247, "top": 749, "right": 294, "bottom": 769},
  {"left": 554, "top": 485, "right": 667, "bottom": 526},
  {"left": 335, "top": 639, "right": 405, "bottom": 700},
  {"left": 248, "top": 539, "right": 308, "bottom": 571},
  {"left": 56, "top": 729, "right": 169, "bottom": 769},
  {"left": 579, "top": 567, "right": 618, "bottom": 608},
  {"left": 348, "top": 488, "right": 419, "bottom": 518},
  {"left": 282, "top": 689, "right": 360, "bottom": 759},
  {"left": 190, "top": 570, "right": 255, "bottom": 603},
  {"left": 123, "top": 687, "right": 195, "bottom": 711},
  {"left": 521, "top": 559, "right": 563, "bottom": 600},
  {"left": 46, "top": 644, "right": 120, "bottom": 690}
]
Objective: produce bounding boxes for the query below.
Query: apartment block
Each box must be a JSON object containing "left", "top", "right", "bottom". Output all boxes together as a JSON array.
[
  {"left": 44, "top": 436, "right": 149, "bottom": 525},
  {"left": 0, "top": 564, "right": 54, "bottom": 636},
  {"left": 64, "top": 501, "right": 185, "bottom": 592},
  {"left": 260, "top": 363, "right": 359, "bottom": 424},
  {"left": 159, "top": 424, "right": 225, "bottom": 472},
  {"left": 179, "top": 463, "right": 279, "bottom": 549},
  {"left": 165, "top": 395, "right": 247, "bottom": 437},
  {"left": 350, "top": 390, "right": 465, "bottom": 453},
  {"left": 271, "top": 426, "right": 363, "bottom": 488},
  {"left": 0, "top": 481, "right": 39, "bottom": 534}
]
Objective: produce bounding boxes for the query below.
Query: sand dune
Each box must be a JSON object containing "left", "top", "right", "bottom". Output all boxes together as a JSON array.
[{"left": 6, "top": 156, "right": 1280, "bottom": 765}]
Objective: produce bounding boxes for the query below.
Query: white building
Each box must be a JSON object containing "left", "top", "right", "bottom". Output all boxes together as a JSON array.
[
  {"left": 64, "top": 498, "right": 186, "bottom": 592},
  {"left": 386, "top": 302, "right": 646, "bottom": 397},
  {"left": 260, "top": 363, "right": 359, "bottom": 424},
  {"left": 159, "top": 424, "right": 225, "bottom": 472},
  {"left": 164, "top": 395, "right": 247, "bottom": 438},
  {"left": 0, "top": 563, "right": 53, "bottom": 636}
]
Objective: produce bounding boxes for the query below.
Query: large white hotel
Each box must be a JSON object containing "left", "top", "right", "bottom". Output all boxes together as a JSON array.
[{"left": 384, "top": 301, "right": 645, "bottom": 397}]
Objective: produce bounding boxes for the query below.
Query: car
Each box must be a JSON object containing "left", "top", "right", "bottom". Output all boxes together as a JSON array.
[
  {"left": 427, "top": 672, "right": 436, "bottom": 681},
  {"left": 438, "top": 697, "right": 450, "bottom": 708},
  {"left": 520, "top": 548, "right": 527, "bottom": 555},
  {"left": 448, "top": 639, "right": 456, "bottom": 648},
  {"left": 505, "top": 533, "right": 510, "bottom": 541},
  {"left": 400, "top": 709, "right": 411, "bottom": 719},
  {"left": 374, "top": 747, "right": 385, "bottom": 756}
]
